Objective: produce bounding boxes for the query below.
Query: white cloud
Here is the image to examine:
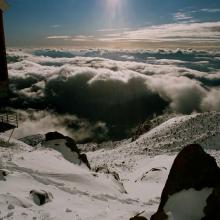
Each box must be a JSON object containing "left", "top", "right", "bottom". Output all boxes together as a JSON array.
[
  {"left": 47, "top": 35, "right": 71, "bottom": 39},
  {"left": 200, "top": 8, "right": 220, "bottom": 13},
  {"left": 51, "top": 24, "right": 61, "bottom": 28},
  {"left": 8, "top": 48, "right": 220, "bottom": 142},
  {"left": 99, "top": 21, "right": 220, "bottom": 42},
  {"left": 173, "top": 12, "right": 193, "bottom": 21}
]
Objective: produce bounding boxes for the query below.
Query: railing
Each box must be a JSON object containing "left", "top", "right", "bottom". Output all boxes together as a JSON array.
[{"left": 0, "top": 113, "right": 18, "bottom": 128}]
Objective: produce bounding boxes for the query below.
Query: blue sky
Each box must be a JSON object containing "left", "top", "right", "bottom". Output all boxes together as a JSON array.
[{"left": 3, "top": 0, "right": 220, "bottom": 48}]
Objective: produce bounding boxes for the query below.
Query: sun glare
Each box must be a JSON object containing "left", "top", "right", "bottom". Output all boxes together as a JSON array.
[
  {"left": 107, "top": 0, "right": 119, "bottom": 7},
  {"left": 105, "top": 0, "right": 123, "bottom": 24}
]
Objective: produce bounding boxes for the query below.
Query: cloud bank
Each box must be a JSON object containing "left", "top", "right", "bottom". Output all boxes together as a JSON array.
[{"left": 7, "top": 48, "right": 220, "bottom": 141}]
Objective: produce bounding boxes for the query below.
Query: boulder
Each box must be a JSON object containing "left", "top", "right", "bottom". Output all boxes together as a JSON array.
[
  {"left": 130, "top": 217, "right": 148, "bottom": 220},
  {"left": 30, "top": 190, "right": 53, "bottom": 206},
  {"left": 202, "top": 186, "right": 220, "bottom": 219},
  {"left": 45, "top": 132, "right": 90, "bottom": 169},
  {"left": 130, "top": 212, "right": 148, "bottom": 220},
  {"left": 0, "top": 169, "right": 8, "bottom": 181},
  {"left": 95, "top": 166, "right": 120, "bottom": 181},
  {"left": 151, "top": 144, "right": 220, "bottom": 220},
  {"left": 19, "top": 134, "right": 45, "bottom": 147}
]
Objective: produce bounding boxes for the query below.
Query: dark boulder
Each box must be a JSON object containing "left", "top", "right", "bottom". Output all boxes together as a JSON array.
[
  {"left": 130, "top": 212, "right": 148, "bottom": 220},
  {"left": 0, "top": 169, "right": 7, "bottom": 181},
  {"left": 202, "top": 186, "right": 220, "bottom": 219},
  {"left": 130, "top": 217, "right": 148, "bottom": 220},
  {"left": 45, "top": 132, "right": 67, "bottom": 141},
  {"left": 79, "top": 153, "right": 91, "bottom": 169},
  {"left": 30, "top": 190, "right": 53, "bottom": 206},
  {"left": 151, "top": 144, "right": 220, "bottom": 220},
  {"left": 45, "top": 132, "right": 90, "bottom": 169}
]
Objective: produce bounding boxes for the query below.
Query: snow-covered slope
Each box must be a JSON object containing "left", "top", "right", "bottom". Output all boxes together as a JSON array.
[
  {"left": 0, "top": 111, "right": 220, "bottom": 220},
  {"left": 0, "top": 134, "right": 160, "bottom": 220},
  {"left": 133, "top": 111, "right": 220, "bottom": 151},
  {"left": 87, "top": 112, "right": 220, "bottom": 173}
]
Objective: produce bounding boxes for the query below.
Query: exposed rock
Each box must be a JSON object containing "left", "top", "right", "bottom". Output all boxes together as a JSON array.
[
  {"left": 44, "top": 132, "right": 90, "bottom": 169},
  {"left": 95, "top": 166, "right": 120, "bottom": 181},
  {"left": 202, "top": 186, "right": 220, "bottom": 219},
  {"left": 79, "top": 153, "right": 91, "bottom": 169},
  {"left": 45, "top": 132, "right": 67, "bottom": 141},
  {"left": 19, "top": 134, "right": 45, "bottom": 147},
  {"left": 132, "top": 113, "right": 178, "bottom": 141},
  {"left": 132, "top": 121, "right": 152, "bottom": 142},
  {"left": 30, "top": 190, "right": 53, "bottom": 206},
  {"left": 130, "top": 217, "right": 148, "bottom": 220},
  {"left": 136, "top": 167, "right": 167, "bottom": 183},
  {"left": 65, "top": 208, "right": 72, "bottom": 213},
  {"left": 130, "top": 212, "right": 148, "bottom": 220},
  {"left": 0, "top": 169, "right": 7, "bottom": 181},
  {"left": 150, "top": 211, "right": 167, "bottom": 220},
  {"left": 8, "top": 204, "right": 15, "bottom": 210},
  {"left": 151, "top": 144, "right": 220, "bottom": 220}
]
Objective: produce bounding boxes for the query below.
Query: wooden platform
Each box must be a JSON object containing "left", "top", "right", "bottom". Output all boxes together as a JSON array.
[
  {"left": 0, "top": 122, "right": 16, "bottom": 132},
  {"left": 0, "top": 113, "right": 18, "bottom": 132}
]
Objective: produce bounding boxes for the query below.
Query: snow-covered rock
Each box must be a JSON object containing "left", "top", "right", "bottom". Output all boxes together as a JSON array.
[
  {"left": 151, "top": 144, "right": 220, "bottom": 220},
  {"left": 0, "top": 169, "right": 7, "bottom": 181},
  {"left": 44, "top": 132, "right": 91, "bottom": 169},
  {"left": 30, "top": 190, "right": 53, "bottom": 206}
]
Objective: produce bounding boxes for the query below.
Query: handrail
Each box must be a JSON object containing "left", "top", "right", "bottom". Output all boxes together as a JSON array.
[{"left": 0, "top": 113, "right": 18, "bottom": 128}]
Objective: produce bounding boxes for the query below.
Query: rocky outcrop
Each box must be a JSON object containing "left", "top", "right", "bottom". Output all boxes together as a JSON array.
[
  {"left": 95, "top": 166, "right": 120, "bottom": 181},
  {"left": 30, "top": 190, "right": 53, "bottom": 206},
  {"left": 19, "top": 134, "right": 45, "bottom": 147},
  {"left": 45, "top": 132, "right": 91, "bottom": 169},
  {"left": 151, "top": 144, "right": 220, "bottom": 220}
]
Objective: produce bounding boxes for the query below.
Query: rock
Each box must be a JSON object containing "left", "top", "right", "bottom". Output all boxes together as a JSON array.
[
  {"left": 202, "top": 186, "right": 220, "bottom": 219},
  {"left": 0, "top": 169, "right": 7, "bottom": 181},
  {"left": 45, "top": 132, "right": 68, "bottom": 141},
  {"left": 151, "top": 144, "right": 220, "bottom": 220},
  {"left": 30, "top": 190, "right": 53, "bottom": 206},
  {"left": 8, "top": 204, "right": 15, "bottom": 210},
  {"left": 19, "top": 134, "right": 45, "bottom": 147},
  {"left": 44, "top": 132, "right": 90, "bottom": 169},
  {"left": 65, "top": 208, "right": 72, "bottom": 213},
  {"left": 79, "top": 153, "right": 91, "bottom": 169},
  {"left": 95, "top": 166, "right": 120, "bottom": 181},
  {"left": 130, "top": 212, "right": 148, "bottom": 220},
  {"left": 130, "top": 217, "right": 148, "bottom": 220}
]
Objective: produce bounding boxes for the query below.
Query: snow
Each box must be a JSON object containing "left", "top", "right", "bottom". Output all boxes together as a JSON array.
[
  {"left": 0, "top": 111, "right": 220, "bottom": 219},
  {"left": 164, "top": 188, "right": 213, "bottom": 220},
  {"left": 0, "top": 135, "right": 151, "bottom": 219},
  {"left": 44, "top": 139, "right": 82, "bottom": 166}
]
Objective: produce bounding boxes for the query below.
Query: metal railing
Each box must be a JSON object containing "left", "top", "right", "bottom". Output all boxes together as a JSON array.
[{"left": 0, "top": 113, "right": 18, "bottom": 128}]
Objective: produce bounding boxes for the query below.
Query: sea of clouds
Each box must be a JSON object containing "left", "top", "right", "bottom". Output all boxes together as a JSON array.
[{"left": 6, "top": 48, "right": 220, "bottom": 142}]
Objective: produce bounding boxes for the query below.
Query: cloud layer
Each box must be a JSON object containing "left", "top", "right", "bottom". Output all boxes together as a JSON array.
[{"left": 7, "top": 48, "right": 220, "bottom": 141}]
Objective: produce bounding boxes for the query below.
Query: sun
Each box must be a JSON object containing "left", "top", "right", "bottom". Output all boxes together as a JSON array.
[
  {"left": 106, "top": 0, "right": 120, "bottom": 10},
  {"left": 104, "top": 0, "right": 124, "bottom": 26}
]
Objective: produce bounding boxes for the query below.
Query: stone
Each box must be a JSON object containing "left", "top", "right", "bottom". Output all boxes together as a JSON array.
[{"left": 151, "top": 144, "right": 220, "bottom": 220}]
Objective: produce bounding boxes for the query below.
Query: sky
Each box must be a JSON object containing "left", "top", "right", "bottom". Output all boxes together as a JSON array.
[{"left": 3, "top": 0, "right": 220, "bottom": 48}]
